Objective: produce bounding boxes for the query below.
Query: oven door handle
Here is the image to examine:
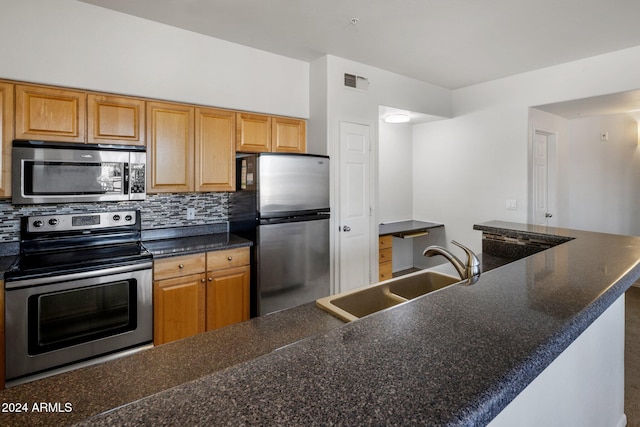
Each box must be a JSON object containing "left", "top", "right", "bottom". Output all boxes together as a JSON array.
[{"left": 5, "top": 261, "right": 153, "bottom": 290}]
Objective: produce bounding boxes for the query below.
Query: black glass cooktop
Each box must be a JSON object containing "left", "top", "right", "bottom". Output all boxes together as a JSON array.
[{"left": 5, "top": 242, "right": 151, "bottom": 282}]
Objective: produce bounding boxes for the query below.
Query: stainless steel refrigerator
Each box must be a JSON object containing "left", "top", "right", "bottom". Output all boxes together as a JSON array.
[{"left": 229, "top": 153, "right": 330, "bottom": 316}]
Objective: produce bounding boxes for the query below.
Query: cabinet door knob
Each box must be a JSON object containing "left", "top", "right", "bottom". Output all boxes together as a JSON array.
[
  {"left": 227, "top": 256, "right": 233, "bottom": 261},
  {"left": 201, "top": 278, "right": 205, "bottom": 283},
  {"left": 179, "top": 264, "right": 184, "bottom": 269},
  {"left": 208, "top": 277, "right": 213, "bottom": 281}
]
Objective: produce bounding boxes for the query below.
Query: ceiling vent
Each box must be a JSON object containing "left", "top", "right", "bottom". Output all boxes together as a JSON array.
[{"left": 344, "top": 73, "right": 369, "bottom": 91}]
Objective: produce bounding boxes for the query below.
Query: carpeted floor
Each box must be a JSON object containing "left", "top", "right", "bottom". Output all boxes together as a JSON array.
[{"left": 626, "top": 286, "right": 640, "bottom": 426}]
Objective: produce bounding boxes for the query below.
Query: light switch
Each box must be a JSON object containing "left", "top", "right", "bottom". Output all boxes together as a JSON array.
[{"left": 506, "top": 199, "right": 517, "bottom": 210}]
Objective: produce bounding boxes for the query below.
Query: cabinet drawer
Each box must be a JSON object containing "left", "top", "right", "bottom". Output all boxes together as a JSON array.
[
  {"left": 379, "top": 248, "right": 392, "bottom": 263},
  {"left": 379, "top": 235, "right": 393, "bottom": 250},
  {"left": 207, "top": 247, "right": 250, "bottom": 271},
  {"left": 379, "top": 262, "right": 393, "bottom": 282},
  {"left": 154, "top": 253, "right": 206, "bottom": 281}
]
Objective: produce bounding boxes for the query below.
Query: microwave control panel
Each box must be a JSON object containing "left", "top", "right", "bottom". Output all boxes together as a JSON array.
[{"left": 130, "top": 164, "right": 146, "bottom": 196}]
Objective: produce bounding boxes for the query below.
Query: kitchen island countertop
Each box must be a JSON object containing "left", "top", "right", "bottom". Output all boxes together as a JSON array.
[
  {"left": 0, "top": 303, "right": 343, "bottom": 426},
  {"left": 3, "top": 221, "right": 640, "bottom": 426},
  {"left": 74, "top": 221, "right": 640, "bottom": 426}
]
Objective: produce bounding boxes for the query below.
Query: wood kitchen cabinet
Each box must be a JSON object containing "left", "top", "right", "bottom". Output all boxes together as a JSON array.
[
  {"left": 195, "top": 107, "right": 236, "bottom": 192},
  {"left": 271, "top": 116, "right": 306, "bottom": 153},
  {"left": 153, "top": 253, "right": 206, "bottom": 345},
  {"left": 146, "top": 101, "right": 195, "bottom": 193},
  {"left": 153, "top": 248, "right": 251, "bottom": 345},
  {"left": 378, "top": 235, "right": 393, "bottom": 281},
  {"left": 0, "top": 82, "right": 13, "bottom": 198},
  {"left": 237, "top": 113, "right": 306, "bottom": 154},
  {"left": 87, "top": 94, "right": 145, "bottom": 146},
  {"left": 15, "top": 84, "right": 86, "bottom": 143},
  {"left": 236, "top": 112, "right": 271, "bottom": 153},
  {"left": 205, "top": 247, "right": 250, "bottom": 330}
]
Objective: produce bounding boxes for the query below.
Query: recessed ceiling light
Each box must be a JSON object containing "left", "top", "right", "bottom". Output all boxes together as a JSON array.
[{"left": 384, "top": 114, "right": 410, "bottom": 124}]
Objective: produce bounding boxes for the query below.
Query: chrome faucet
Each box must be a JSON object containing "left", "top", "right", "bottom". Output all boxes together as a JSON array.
[{"left": 423, "top": 240, "right": 480, "bottom": 284}]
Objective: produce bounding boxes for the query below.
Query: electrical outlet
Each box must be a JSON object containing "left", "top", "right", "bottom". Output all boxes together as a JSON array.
[
  {"left": 506, "top": 199, "right": 517, "bottom": 210},
  {"left": 186, "top": 208, "right": 196, "bottom": 220}
]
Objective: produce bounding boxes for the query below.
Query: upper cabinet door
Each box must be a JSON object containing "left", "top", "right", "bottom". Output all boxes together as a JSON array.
[
  {"left": 195, "top": 108, "right": 236, "bottom": 192},
  {"left": 0, "top": 82, "right": 14, "bottom": 198},
  {"left": 236, "top": 113, "right": 271, "bottom": 153},
  {"left": 87, "top": 94, "right": 145, "bottom": 146},
  {"left": 272, "top": 117, "right": 306, "bottom": 153},
  {"left": 147, "top": 101, "right": 194, "bottom": 193},
  {"left": 15, "top": 85, "right": 86, "bottom": 143}
]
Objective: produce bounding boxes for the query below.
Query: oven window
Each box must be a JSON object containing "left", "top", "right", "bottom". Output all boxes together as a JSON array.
[
  {"left": 24, "top": 161, "right": 123, "bottom": 195},
  {"left": 28, "top": 280, "right": 137, "bottom": 355}
]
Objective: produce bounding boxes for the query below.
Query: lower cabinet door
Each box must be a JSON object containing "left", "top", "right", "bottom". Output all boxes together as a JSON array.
[
  {"left": 206, "top": 266, "right": 250, "bottom": 331},
  {"left": 153, "top": 273, "right": 205, "bottom": 345}
]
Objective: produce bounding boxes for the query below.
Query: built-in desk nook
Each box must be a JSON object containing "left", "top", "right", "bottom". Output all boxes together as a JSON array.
[{"left": 378, "top": 220, "right": 444, "bottom": 280}]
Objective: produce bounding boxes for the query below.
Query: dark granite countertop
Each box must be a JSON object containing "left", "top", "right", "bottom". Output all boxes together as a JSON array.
[
  {"left": 473, "top": 220, "right": 575, "bottom": 245},
  {"left": 5, "top": 222, "right": 640, "bottom": 426},
  {"left": 379, "top": 219, "right": 443, "bottom": 237},
  {"left": 141, "top": 224, "right": 252, "bottom": 258},
  {"left": 67, "top": 221, "right": 640, "bottom": 426},
  {"left": 0, "top": 303, "right": 344, "bottom": 427},
  {"left": 143, "top": 233, "right": 252, "bottom": 258}
]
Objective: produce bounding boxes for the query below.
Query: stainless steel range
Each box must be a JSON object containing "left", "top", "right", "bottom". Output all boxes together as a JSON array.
[{"left": 4, "top": 211, "right": 153, "bottom": 386}]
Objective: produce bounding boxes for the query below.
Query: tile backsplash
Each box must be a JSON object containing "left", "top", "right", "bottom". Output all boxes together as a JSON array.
[{"left": 0, "top": 192, "right": 229, "bottom": 242}]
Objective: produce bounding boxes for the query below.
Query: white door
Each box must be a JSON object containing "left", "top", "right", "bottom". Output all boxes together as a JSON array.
[
  {"left": 338, "top": 121, "right": 371, "bottom": 293},
  {"left": 533, "top": 130, "right": 555, "bottom": 226}
]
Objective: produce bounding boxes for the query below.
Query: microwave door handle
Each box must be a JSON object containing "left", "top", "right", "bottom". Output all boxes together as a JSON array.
[{"left": 123, "top": 163, "right": 129, "bottom": 195}]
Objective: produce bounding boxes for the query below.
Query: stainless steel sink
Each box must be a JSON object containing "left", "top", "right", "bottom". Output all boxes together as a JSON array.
[{"left": 317, "top": 269, "right": 461, "bottom": 322}]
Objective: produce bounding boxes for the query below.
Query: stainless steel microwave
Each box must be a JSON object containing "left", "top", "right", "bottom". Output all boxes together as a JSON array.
[{"left": 12, "top": 140, "right": 146, "bottom": 204}]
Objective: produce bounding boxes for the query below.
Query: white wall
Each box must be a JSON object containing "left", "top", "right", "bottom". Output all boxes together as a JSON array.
[
  {"left": 567, "top": 114, "right": 640, "bottom": 236},
  {"left": 308, "top": 56, "right": 328, "bottom": 155},
  {"left": 379, "top": 120, "right": 414, "bottom": 272},
  {"left": 378, "top": 120, "right": 413, "bottom": 223},
  {"left": 0, "top": 0, "right": 309, "bottom": 118},
  {"left": 413, "top": 45, "right": 640, "bottom": 252}
]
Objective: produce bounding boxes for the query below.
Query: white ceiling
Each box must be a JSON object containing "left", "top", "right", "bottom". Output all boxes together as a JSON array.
[
  {"left": 534, "top": 90, "right": 640, "bottom": 120},
  {"left": 78, "top": 0, "right": 640, "bottom": 90}
]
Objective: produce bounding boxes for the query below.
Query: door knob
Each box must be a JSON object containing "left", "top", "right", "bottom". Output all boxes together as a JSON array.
[{"left": 343, "top": 225, "right": 351, "bottom": 232}]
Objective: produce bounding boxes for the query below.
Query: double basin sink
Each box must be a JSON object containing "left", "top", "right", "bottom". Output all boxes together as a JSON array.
[{"left": 316, "top": 269, "right": 462, "bottom": 322}]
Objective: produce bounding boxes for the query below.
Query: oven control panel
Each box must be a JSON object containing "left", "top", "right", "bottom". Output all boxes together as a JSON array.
[{"left": 27, "top": 211, "right": 138, "bottom": 233}]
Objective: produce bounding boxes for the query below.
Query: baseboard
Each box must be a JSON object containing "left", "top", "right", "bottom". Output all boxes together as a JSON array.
[{"left": 616, "top": 413, "right": 627, "bottom": 427}]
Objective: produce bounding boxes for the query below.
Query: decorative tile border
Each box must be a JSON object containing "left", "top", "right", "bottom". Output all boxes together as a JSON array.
[{"left": 0, "top": 193, "right": 229, "bottom": 242}]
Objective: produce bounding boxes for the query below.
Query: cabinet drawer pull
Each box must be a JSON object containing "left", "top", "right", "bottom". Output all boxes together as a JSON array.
[
  {"left": 179, "top": 264, "right": 184, "bottom": 269},
  {"left": 227, "top": 256, "right": 233, "bottom": 261}
]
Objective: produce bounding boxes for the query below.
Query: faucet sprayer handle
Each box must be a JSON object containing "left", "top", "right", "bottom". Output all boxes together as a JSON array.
[{"left": 451, "top": 240, "right": 480, "bottom": 267}]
